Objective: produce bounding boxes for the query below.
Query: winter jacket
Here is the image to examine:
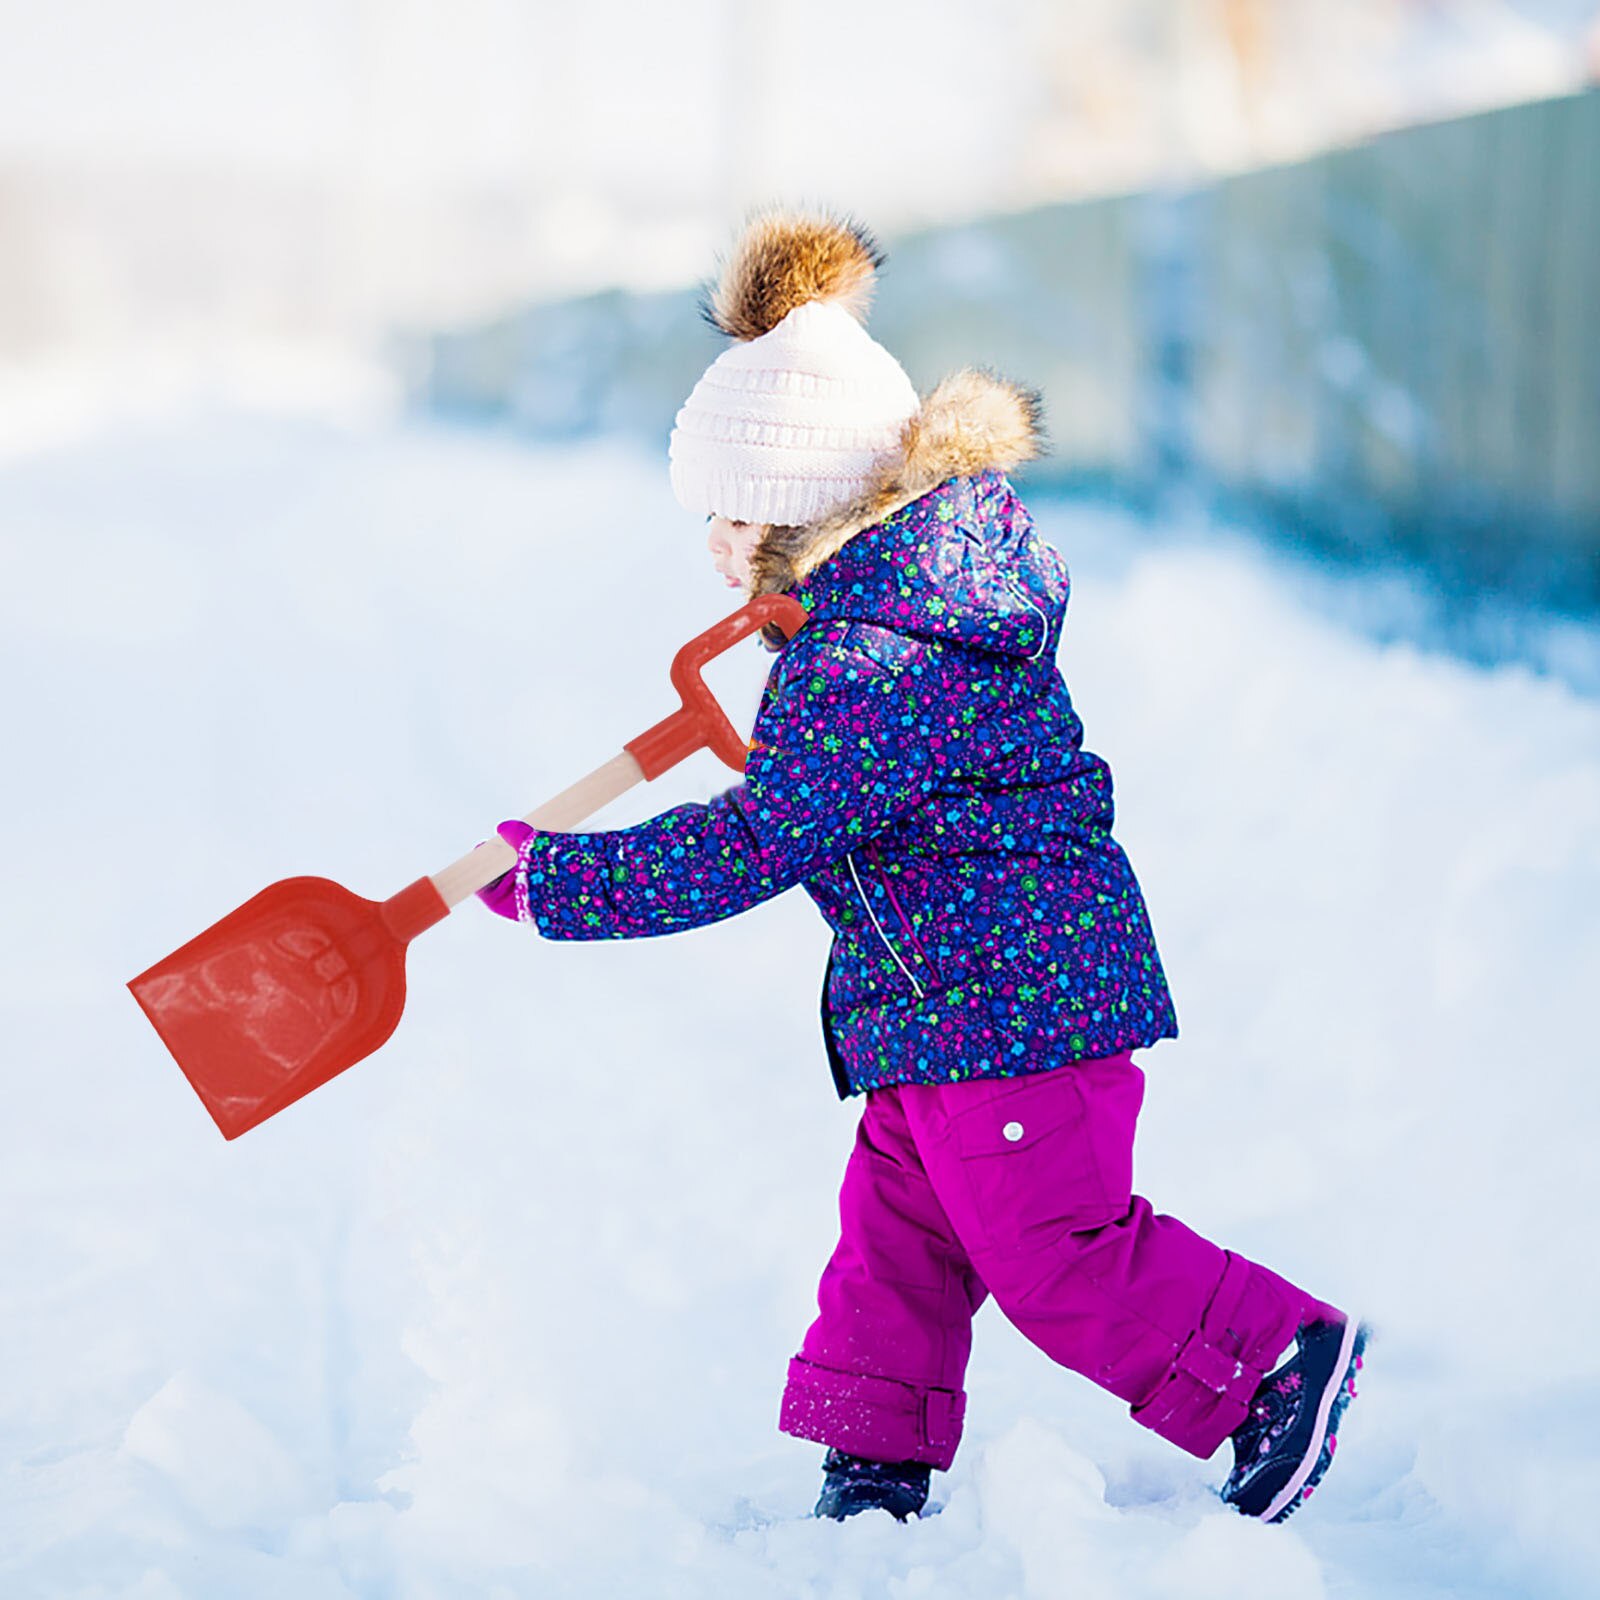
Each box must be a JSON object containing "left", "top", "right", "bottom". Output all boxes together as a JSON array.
[{"left": 518, "top": 371, "right": 1178, "bottom": 1094}]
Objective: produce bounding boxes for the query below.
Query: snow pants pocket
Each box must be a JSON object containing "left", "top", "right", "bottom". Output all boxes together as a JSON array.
[{"left": 930, "top": 1055, "right": 1145, "bottom": 1259}]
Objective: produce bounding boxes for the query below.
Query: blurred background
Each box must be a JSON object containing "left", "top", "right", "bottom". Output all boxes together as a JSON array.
[
  {"left": 5, "top": 7, "right": 1600, "bottom": 1599},
  {"left": 4, "top": 0, "right": 1599, "bottom": 622}
]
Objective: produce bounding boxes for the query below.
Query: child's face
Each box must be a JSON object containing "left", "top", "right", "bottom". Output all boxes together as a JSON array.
[{"left": 707, "top": 516, "right": 764, "bottom": 590}]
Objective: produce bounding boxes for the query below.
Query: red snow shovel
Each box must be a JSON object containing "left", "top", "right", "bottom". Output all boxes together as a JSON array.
[{"left": 129, "top": 593, "right": 808, "bottom": 1140}]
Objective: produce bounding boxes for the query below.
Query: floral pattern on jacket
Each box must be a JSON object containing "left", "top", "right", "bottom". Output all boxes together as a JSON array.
[{"left": 517, "top": 470, "right": 1178, "bottom": 1094}]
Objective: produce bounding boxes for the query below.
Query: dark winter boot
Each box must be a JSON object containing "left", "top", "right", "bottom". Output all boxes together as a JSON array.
[
  {"left": 814, "top": 1448, "right": 931, "bottom": 1521},
  {"left": 1220, "top": 1317, "right": 1368, "bottom": 1523}
]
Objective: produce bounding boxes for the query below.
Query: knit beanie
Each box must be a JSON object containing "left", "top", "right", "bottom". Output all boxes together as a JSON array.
[{"left": 669, "top": 213, "right": 920, "bottom": 529}]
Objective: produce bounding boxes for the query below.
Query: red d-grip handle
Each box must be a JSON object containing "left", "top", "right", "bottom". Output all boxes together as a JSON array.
[{"left": 624, "top": 593, "right": 810, "bottom": 779}]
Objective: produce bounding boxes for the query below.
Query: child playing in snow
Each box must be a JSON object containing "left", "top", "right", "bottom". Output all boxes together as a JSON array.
[{"left": 478, "top": 212, "right": 1366, "bottom": 1524}]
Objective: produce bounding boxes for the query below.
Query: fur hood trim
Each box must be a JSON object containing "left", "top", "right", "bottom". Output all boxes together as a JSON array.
[
  {"left": 705, "top": 212, "right": 882, "bottom": 341},
  {"left": 748, "top": 367, "right": 1046, "bottom": 600}
]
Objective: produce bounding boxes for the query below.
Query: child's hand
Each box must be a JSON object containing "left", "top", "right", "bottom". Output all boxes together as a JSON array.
[{"left": 475, "top": 820, "right": 537, "bottom": 922}]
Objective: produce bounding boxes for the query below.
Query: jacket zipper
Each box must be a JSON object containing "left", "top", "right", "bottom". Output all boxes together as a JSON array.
[
  {"left": 845, "top": 854, "right": 924, "bottom": 999},
  {"left": 848, "top": 844, "right": 939, "bottom": 999},
  {"left": 866, "top": 843, "right": 942, "bottom": 982}
]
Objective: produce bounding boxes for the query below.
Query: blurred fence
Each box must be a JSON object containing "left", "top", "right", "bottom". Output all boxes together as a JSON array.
[{"left": 420, "top": 88, "right": 1600, "bottom": 608}]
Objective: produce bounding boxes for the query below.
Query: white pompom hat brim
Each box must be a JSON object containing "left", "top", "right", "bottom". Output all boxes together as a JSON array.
[{"left": 670, "top": 300, "right": 919, "bottom": 526}]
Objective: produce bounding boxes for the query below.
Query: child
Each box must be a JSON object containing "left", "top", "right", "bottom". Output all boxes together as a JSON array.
[{"left": 478, "top": 212, "right": 1365, "bottom": 1524}]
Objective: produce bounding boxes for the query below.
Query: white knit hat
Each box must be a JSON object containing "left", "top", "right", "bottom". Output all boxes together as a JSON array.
[{"left": 669, "top": 214, "right": 920, "bottom": 528}]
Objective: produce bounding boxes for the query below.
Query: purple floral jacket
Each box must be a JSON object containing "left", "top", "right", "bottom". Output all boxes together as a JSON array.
[{"left": 517, "top": 470, "right": 1177, "bottom": 1094}]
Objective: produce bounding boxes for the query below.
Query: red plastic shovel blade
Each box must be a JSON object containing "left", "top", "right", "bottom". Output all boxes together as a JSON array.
[{"left": 129, "top": 875, "right": 447, "bottom": 1139}]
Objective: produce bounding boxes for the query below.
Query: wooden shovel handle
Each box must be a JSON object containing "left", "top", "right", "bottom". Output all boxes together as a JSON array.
[{"left": 427, "top": 750, "right": 646, "bottom": 908}]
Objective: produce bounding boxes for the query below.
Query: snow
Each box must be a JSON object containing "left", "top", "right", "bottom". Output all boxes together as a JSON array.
[{"left": 2, "top": 401, "right": 1597, "bottom": 1598}]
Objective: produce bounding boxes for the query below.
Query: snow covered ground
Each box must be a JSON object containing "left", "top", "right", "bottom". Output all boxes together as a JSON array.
[{"left": 2, "top": 404, "right": 1597, "bottom": 1598}]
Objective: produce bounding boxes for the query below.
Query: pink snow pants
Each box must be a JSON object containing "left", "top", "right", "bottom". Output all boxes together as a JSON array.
[{"left": 779, "top": 1053, "right": 1341, "bottom": 1470}]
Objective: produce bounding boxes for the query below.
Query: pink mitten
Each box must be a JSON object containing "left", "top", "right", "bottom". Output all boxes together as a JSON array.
[{"left": 474, "top": 820, "right": 538, "bottom": 923}]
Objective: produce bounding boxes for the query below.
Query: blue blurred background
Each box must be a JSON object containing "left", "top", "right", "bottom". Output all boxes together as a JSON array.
[{"left": 3, "top": 0, "right": 1598, "bottom": 626}]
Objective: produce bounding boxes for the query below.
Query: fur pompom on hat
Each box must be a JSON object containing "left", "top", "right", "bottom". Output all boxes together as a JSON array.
[
  {"left": 704, "top": 212, "right": 881, "bottom": 340},
  {"left": 669, "top": 211, "right": 921, "bottom": 530}
]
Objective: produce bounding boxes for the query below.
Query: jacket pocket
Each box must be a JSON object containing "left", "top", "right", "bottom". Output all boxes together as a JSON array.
[{"left": 849, "top": 843, "right": 943, "bottom": 996}]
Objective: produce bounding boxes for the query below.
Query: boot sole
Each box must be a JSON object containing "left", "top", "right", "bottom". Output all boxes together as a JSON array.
[{"left": 1260, "top": 1317, "right": 1368, "bottom": 1523}]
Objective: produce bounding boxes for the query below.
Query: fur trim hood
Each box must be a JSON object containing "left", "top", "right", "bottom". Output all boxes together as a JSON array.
[{"left": 747, "top": 366, "right": 1046, "bottom": 601}]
